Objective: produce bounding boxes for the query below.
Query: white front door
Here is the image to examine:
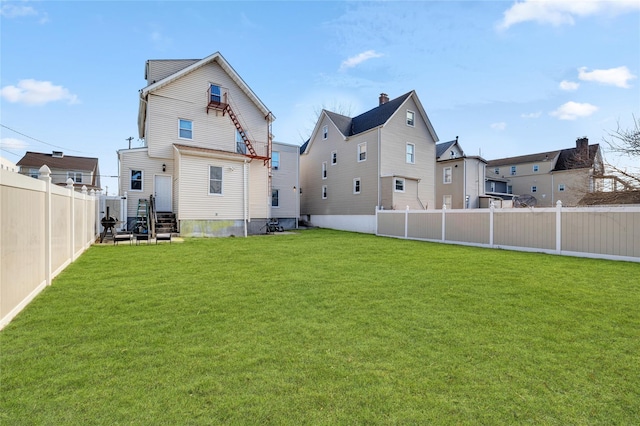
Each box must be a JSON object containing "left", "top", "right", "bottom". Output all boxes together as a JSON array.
[{"left": 154, "top": 175, "right": 172, "bottom": 212}]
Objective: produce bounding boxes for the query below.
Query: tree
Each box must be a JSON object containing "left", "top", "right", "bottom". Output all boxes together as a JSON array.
[{"left": 605, "top": 115, "right": 640, "bottom": 158}]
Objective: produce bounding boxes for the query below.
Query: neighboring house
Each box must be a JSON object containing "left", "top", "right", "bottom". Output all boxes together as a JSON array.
[
  {"left": 435, "top": 138, "right": 487, "bottom": 209},
  {"left": 1, "top": 156, "right": 18, "bottom": 172},
  {"left": 118, "top": 52, "right": 275, "bottom": 237},
  {"left": 271, "top": 141, "right": 300, "bottom": 229},
  {"left": 299, "top": 91, "right": 439, "bottom": 233},
  {"left": 16, "top": 151, "right": 101, "bottom": 191},
  {"left": 485, "top": 137, "right": 604, "bottom": 207}
]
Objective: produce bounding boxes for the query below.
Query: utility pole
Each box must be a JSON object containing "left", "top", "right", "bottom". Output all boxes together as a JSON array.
[{"left": 126, "top": 136, "right": 134, "bottom": 149}]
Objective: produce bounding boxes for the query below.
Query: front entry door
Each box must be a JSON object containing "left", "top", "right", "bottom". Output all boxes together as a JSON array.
[{"left": 154, "top": 175, "right": 172, "bottom": 212}]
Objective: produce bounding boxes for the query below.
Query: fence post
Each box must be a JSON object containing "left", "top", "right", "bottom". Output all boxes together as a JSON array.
[
  {"left": 81, "top": 186, "right": 88, "bottom": 251},
  {"left": 67, "top": 179, "right": 75, "bottom": 261},
  {"left": 556, "top": 200, "right": 562, "bottom": 253},
  {"left": 39, "top": 165, "right": 52, "bottom": 286},
  {"left": 122, "top": 192, "right": 128, "bottom": 232},
  {"left": 441, "top": 204, "right": 446, "bottom": 242},
  {"left": 489, "top": 200, "right": 495, "bottom": 247},
  {"left": 405, "top": 205, "right": 409, "bottom": 239}
]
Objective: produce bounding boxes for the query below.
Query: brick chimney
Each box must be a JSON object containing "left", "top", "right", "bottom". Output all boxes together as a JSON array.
[
  {"left": 576, "top": 137, "right": 589, "bottom": 156},
  {"left": 379, "top": 93, "right": 389, "bottom": 105}
]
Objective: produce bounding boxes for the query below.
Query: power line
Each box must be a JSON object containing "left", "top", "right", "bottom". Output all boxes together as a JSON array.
[{"left": 0, "top": 123, "right": 92, "bottom": 154}]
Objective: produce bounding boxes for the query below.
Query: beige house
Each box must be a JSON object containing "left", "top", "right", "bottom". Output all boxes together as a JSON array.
[
  {"left": 118, "top": 52, "right": 275, "bottom": 236},
  {"left": 485, "top": 137, "right": 604, "bottom": 207},
  {"left": 435, "top": 138, "right": 487, "bottom": 209},
  {"left": 270, "top": 141, "right": 300, "bottom": 229},
  {"left": 17, "top": 151, "right": 101, "bottom": 191},
  {"left": 299, "top": 91, "right": 439, "bottom": 233}
]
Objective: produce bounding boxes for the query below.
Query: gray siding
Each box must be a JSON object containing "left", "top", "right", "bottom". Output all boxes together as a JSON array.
[{"left": 271, "top": 142, "right": 299, "bottom": 220}]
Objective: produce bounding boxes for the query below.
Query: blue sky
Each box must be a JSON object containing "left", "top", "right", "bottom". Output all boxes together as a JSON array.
[{"left": 1, "top": 0, "right": 639, "bottom": 194}]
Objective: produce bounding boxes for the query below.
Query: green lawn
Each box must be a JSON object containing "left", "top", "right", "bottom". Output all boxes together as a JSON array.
[{"left": 1, "top": 229, "right": 639, "bottom": 424}]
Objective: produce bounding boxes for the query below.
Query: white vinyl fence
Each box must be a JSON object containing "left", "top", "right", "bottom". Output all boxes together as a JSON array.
[
  {"left": 1, "top": 167, "right": 98, "bottom": 329},
  {"left": 377, "top": 202, "right": 640, "bottom": 263}
]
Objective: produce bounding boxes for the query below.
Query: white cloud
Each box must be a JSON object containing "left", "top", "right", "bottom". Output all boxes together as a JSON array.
[
  {"left": 521, "top": 111, "right": 542, "bottom": 119},
  {"left": 0, "top": 79, "right": 79, "bottom": 106},
  {"left": 0, "top": 3, "right": 49, "bottom": 23},
  {"left": 559, "top": 80, "right": 580, "bottom": 91},
  {"left": 339, "top": 50, "right": 383, "bottom": 71},
  {"left": 491, "top": 122, "right": 507, "bottom": 131},
  {"left": 0, "top": 137, "right": 29, "bottom": 150},
  {"left": 578, "top": 66, "right": 637, "bottom": 88},
  {"left": 497, "top": 0, "right": 640, "bottom": 30},
  {"left": 550, "top": 101, "right": 598, "bottom": 120}
]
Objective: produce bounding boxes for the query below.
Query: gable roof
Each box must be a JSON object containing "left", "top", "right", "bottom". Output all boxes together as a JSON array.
[
  {"left": 486, "top": 142, "right": 601, "bottom": 172},
  {"left": 303, "top": 91, "right": 438, "bottom": 154},
  {"left": 138, "top": 52, "right": 274, "bottom": 138},
  {"left": 17, "top": 151, "right": 99, "bottom": 172}
]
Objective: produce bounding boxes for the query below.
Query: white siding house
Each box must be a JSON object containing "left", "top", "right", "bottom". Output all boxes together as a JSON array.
[{"left": 118, "top": 52, "right": 275, "bottom": 236}]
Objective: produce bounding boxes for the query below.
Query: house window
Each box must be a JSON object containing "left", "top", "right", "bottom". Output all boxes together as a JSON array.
[
  {"left": 443, "top": 167, "right": 452, "bottom": 184},
  {"left": 130, "top": 170, "right": 143, "bottom": 191},
  {"left": 443, "top": 195, "right": 452, "bottom": 209},
  {"left": 322, "top": 161, "right": 327, "bottom": 179},
  {"left": 272, "top": 152, "right": 280, "bottom": 170},
  {"left": 179, "top": 119, "right": 193, "bottom": 140},
  {"left": 29, "top": 168, "right": 39, "bottom": 178},
  {"left": 331, "top": 150, "right": 337, "bottom": 165},
  {"left": 406, "top": 143, "right": 415, "bottom": 164},
  {"left": 209, "top": 166, "right": 223, "bottom": 195},
  {"left": 406, "top": 110, "right": 415, "bottom": 126},
  {"left": 394, "top": 178, "right": 405, "bottom": 192},
  {"left": 271, "top": 189, "right": 279, "bottom": 207},
  {"left": 236, "top": 130, "right": 246, "bottom": 154},
  {"left": 531, "top": 186, "right": 537, "bottom": 193},
  {"left": 322, "top": 125, "right": 328, "bottom": 140},
  {"left": 507, "top": 185, "right": 513, "bottom": 194},
  {"left": 357, "top": 142, "right": 367, "bottom": 162},
  {"left": 210, "top": 84, "right": 221, "bottom": 103},
  {"left": 558, "top": 184, "right": 565, "bottom": 192},
  {"left": 533, "top": 164, "right": 539, "bottom": 172},
  {"left": 510, "top": 166, "right": 516, "bottom": 175},
  {"left": 494, "top": 167, "right": 499, "bottom": 175},
  {"left": 490, "top": 182, "right": 496, "bottom": 192},
  {"left": 322, "top": 185, "right": 327, "bottom": 199},
  {"left": 353, "top": 178, "right": 361, "bottom": 194},
  {"left": 67, "top": 171, "right": 82, "bottom": 183}
]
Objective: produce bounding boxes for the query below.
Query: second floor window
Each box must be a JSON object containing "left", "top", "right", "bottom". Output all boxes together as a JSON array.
[
  {"left": 358, "top": 142, "right": 367, "bottom": 162},
  {"left": 130, "top": 170, "right": 142, "bottom": 191},
  {"left": 322, "top": 161, "right": 327, "bottom": 179},
  {"left": 533, "top": 164, "right": 539, "bottom": 172},
  {"left": 322, "top": 185, "right": 327, "bottom": 199},
  {"left": 272, "top": 152, "right": 280, "bottom": 170},
  {"left": 353, "top": 178, "right": 361, "bottom": 194},
  {"left": 494, "top": 167, "right": 499, "bottom": 175},
  {"left": 406, "top": 143, "right": 415, "bottom": 164},
  {"left": 236, "top": 130, "right": 246, "bottom": 154},
  {"left": 531, "top": 186, "right": 537, "bottom": 193},
  {"left": 179, "top": 119, "right": 192, "bottom": 139},
  {"left": 443, "top": 167, "right": 452, "bottom": 184},
  {"left": 67, "top": 171, "right": 82, "bottom": 183},
  {"left": 510, "top": 166, "right": 516, "bottom": 176},
  {"left": 558, "top": 184, "right": 565, "bottom": 192},
  {"left": 331, "top": 150, "right": 337, "bottom": 165}
]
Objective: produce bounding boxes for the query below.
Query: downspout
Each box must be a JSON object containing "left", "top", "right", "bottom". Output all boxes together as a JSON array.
[
  {"left": 463, "top": 160, "right": 467, "bottom": 209},
  {"left": 551, "top": 172, "right": 554, "bottom": 205},
  {"left": 296, "top": 148, "right": 300, "bottom": 229},
  {"left": 244, "top": 160, "right": 248, "bottom": 237},
  {"left": 377, "top": 127, "right": 381, "bottom": 209}
]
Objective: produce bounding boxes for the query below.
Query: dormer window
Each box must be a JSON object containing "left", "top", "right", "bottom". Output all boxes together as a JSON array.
[{"left": 52, "top": 151, "right": 64, "bottom": 158}]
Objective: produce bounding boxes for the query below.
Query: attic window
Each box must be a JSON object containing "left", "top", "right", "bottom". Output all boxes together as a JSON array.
[
  {"left": 52, "top": 151, "right": 64, "bottom": 158},
  {"left": 210, "top": 84, "right": 221, "bottom": 103},
  {"left": 406, "top": 110, "right": 415, "bottom": 127}
]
